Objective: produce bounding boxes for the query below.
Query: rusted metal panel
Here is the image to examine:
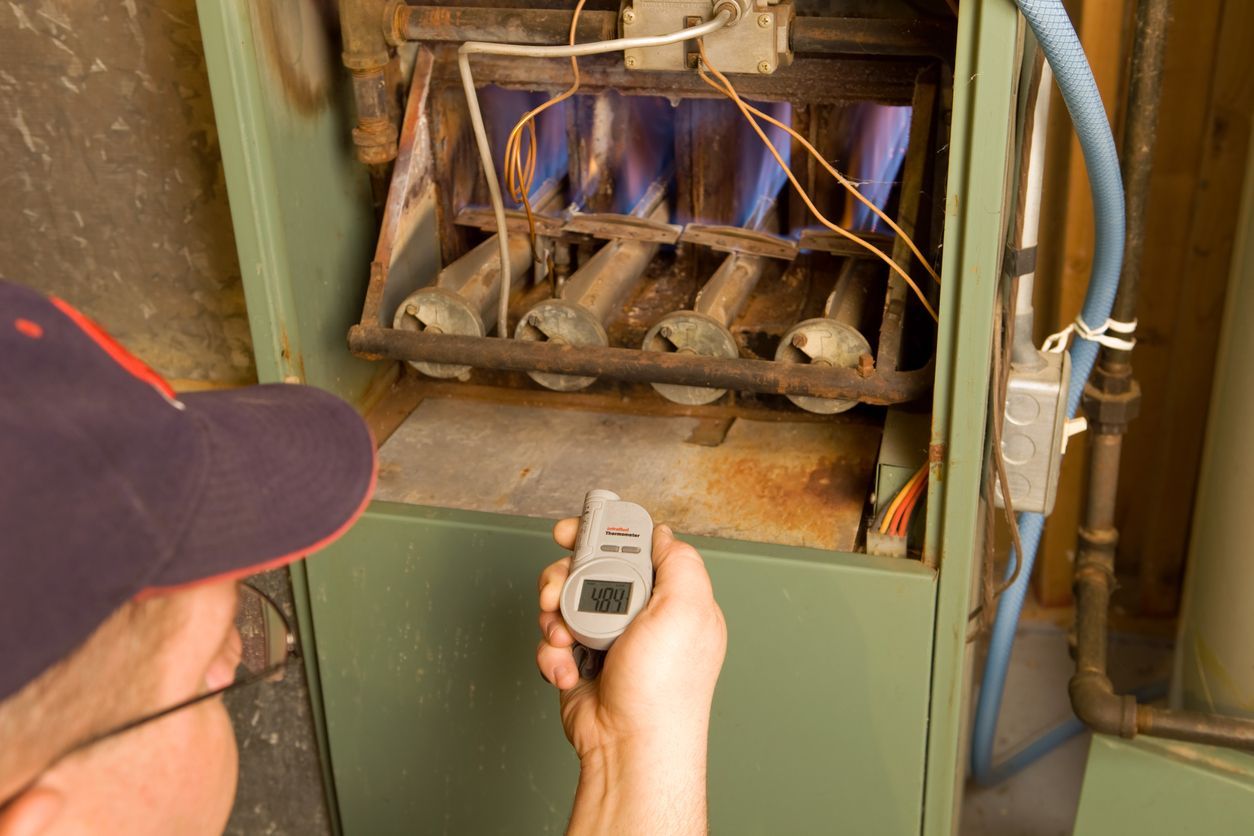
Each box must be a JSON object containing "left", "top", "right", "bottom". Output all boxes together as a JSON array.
[
  {"left": 878, "top": 65, "right": 939, "bottom": 373},
  {"left": 564, "top": 210, "right": 682, "bottom": 244},
  {"left": 798, "top": 229, "right": 896, "bottom": 257},
  {"left": 398, "top": 6, "right": 955, "bottom": 59},
  {"left": 372, "top": 396, "right": 883, "bottom": 552},
  {"left": 681, "top": 224, "right": 797, "bottom": 260},
  {"left": 430, "top": 50, "right": 921, "bottom": 105},
  {"left": 363, "top": 47, "right": 438, "bottom": 326}
]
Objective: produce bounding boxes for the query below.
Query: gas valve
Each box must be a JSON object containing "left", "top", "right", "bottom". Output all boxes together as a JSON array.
[{"left": 620, "top": 0, "right": 794, "bottom": 75}]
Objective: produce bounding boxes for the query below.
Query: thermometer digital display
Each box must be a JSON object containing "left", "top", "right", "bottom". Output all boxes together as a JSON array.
[{"left": 559, "top": 489, "right": 653, "bottom": 651}]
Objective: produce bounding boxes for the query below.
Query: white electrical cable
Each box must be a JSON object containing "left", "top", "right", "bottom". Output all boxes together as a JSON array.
[{"left": 458, "top": 10, "right": 735, "bottom": 335}]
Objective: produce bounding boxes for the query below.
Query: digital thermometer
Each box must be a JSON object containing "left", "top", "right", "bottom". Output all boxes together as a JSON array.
[{"left": 559, "top": 489, "right": 653, "bottom": 651}]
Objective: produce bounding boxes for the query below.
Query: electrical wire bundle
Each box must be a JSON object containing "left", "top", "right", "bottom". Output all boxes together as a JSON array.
[{"left": 873, "top": 464, "right": 929, "bottom": 544}]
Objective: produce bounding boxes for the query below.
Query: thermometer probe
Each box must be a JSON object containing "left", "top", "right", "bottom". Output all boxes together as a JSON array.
[{"left": 559, "top": 490, "right": 653, "bottom": 663}]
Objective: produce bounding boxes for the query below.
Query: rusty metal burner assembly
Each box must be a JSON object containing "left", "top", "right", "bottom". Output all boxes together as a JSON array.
[{"left": 346, "top": 0, "right": 951, "bottom": 419}]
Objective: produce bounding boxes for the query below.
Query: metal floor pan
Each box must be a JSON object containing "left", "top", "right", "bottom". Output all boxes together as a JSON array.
[{"left": 375, "top": 396, "right": 883, "bottom": 551}]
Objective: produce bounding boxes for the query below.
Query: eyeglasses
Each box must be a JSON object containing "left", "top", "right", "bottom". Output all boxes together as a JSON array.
[{"left": 0, "top": 582, "right": 298, "bottom": 808}]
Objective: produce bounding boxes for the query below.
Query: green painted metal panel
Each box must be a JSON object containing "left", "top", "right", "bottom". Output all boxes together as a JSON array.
[
  {"left": 307, "top": 502, "right": 937, "bottom": 835},
  {"left": 1075, "top": 736, "right": 1254, "bottom": 835},
  {"left": 922, "top": 3, "right": 1021, "bottom": 833},
  {"left": 196, "top": 0, "right": 1020, "bottom": 830},
  {"left": 196, "top": 0, "right": 380, "bottom": 401},
  {"left": 196, "top": 4, "right": 393, "bottom": 830}
]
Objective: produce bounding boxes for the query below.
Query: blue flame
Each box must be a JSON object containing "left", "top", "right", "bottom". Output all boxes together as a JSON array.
[
  {"left": 479, "top": 86, "right": 571, "bottom": 208},
  {"left": 611, "top": 97, "right": 675, "bottom": 215},
  {"left": 735, "top": 100, "right": 792, "bottom": 228},
  {"left": 848, "top": 105, "right": 911, "bottom": 231}
]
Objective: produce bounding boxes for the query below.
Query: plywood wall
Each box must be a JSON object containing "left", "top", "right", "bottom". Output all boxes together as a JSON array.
[{"left": 1033, "top": 0, "right": 1254, "bottom": 616}]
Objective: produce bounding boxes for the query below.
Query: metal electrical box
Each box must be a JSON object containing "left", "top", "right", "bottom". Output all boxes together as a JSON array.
[{"left": 197, "top": 0, "right": 1022, "bottom": 832}]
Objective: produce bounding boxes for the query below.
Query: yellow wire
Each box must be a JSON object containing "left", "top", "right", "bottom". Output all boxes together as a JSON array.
[
  {"left": 881, "top": 464, "right": 927, "bottom": 535},
  {"left": 503, "top": 0, "right": 587, "bottom": 250},
  {"left": 696, "top": 40, "right": 939, "bottom": 322}
]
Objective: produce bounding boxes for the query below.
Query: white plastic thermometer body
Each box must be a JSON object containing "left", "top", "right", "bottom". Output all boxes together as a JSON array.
[{"left": 559, "top": 490, "right": 654, "bottom": 651}]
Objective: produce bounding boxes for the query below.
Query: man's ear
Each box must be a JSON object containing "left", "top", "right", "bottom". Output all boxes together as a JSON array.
[{"left": 0, "top": 786, "right": 63, "bottom": 836}]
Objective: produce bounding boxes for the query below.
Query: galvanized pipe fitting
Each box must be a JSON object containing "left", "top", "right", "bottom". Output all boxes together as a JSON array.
[{"left": 338, "top": 0, "right": 399, "bottom": 165}]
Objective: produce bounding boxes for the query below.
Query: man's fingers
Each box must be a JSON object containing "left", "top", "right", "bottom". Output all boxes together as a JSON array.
[
  {"left": 552, "top": 517, "right": 579, "bottom": 550},
  {"left": 651, "top": 524, "right": 714, "bottom": 600},
  {"left": 536, "top": 639, "right": 580, "bottom": 690},
  {"left": 538, "top": 610, "right": 574, "bottom": 648},
  {"left": 538, "top": 556, "right": 572, "bottom": 612}
]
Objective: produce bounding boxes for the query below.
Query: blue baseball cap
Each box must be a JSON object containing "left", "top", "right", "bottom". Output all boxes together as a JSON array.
[{"left": 0, "top": 281, "right": 376, "bottom": 701}]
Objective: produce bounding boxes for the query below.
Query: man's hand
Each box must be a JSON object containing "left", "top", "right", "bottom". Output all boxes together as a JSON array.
[{"left": 536, "top": 519, "right": 727, "bottom": 835}]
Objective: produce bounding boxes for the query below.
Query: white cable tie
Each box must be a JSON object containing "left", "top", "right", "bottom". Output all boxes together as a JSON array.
[
  {"left": 1062, "top": 416, "right": 1088, "bottom": 455},
  {"left": 1042, "top": 316, "right": 1137, "bottom": 353},
  {"left": 1042, "top": 323, "right": 1073, "bottom": 354}
]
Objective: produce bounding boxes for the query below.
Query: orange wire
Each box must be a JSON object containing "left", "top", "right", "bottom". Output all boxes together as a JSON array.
[
  {"left": 695, "top": 40, "right": 939, "bottom": 322},
  {"left": 732, "top": 100, "right": 941, "bottom": 289},
  {"left": 891, "top": 469, "right": 928, "bottom": 537},
  {"left": 880, "top": 464, "right": 926, "bottom": 535},
  {"left": 503, "top": 0, "right": 587, "bottom": 250}
]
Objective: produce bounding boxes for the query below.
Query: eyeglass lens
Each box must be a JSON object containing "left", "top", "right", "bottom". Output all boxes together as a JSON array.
[{"left": 235, "top": 585, "right": 293, "bottom": 682}]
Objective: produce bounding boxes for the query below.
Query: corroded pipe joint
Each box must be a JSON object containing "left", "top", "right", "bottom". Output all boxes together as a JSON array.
[
  {"left": 383, "top": 0, "right": 408, "bottom": 47},
  {"left": 1070, "top": 671, "right": 1139, "bottom": 739},
  {"left": 1081, "top": 373, "right": 1142, "bottom": 432},
  {"left": 1076, "top": 525, "right": 1119, "bottom": 559},
  {"left": 347, "top": 67, "right": 397, "bottom": 165}
]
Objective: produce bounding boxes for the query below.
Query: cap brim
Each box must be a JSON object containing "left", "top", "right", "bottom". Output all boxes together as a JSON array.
[{"left": 140, "top": 384, "right": 376, "bottom": 593}]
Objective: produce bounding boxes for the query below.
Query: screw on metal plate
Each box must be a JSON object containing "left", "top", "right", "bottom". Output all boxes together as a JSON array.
[
  {"left": 757, "top": 13, "right": 770, "bottom": 27},
  {"left": 757, "top": 60, "right": 771, "bottom": 74},
  {"left": 622, "top": 7, "right": 636, "bottom": 24},
  {"left": 625, "top": 54, "right": 638, "bottom": 69}
]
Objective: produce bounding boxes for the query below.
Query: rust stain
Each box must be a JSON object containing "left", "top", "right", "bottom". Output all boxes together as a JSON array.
[
  {"left": 928, "top": 442, "right": 945, "bottom": 481},
  {"left": 278, "top": 325, "right": 306, "bottom": 381},
  {"left": 252, "top": 1, "right": 331, "bottom": 116},
  {"left": 676, "top": 425, "right": 879, "bottom": 551}
]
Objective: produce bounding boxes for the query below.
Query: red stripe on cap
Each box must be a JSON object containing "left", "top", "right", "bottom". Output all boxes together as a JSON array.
[
  {"left": 50, "top": 297, "right": 177, "bottom": 399},
  {"left": 15, "top": 318, "right": 44, "bottom": 339},
  {"left": 135, "top": 439, "right": 380, "bottom": 598}
]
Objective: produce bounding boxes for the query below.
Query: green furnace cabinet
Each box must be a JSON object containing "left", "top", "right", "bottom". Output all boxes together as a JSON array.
[{"left": 198, "top": 0, "right": 1023, "bottom": 833}]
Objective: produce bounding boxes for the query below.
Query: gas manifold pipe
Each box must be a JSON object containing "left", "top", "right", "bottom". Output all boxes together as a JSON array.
[
  {"left": 774, "top": 259, "right": 873, "bottom": 413},
  {"left": 515, "top": 179, "right": 668, "bottom": 391}
]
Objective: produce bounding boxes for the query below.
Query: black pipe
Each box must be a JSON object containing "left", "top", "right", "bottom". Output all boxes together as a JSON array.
[
  {"left": 347, "top": 325, "right": 931, "bottom": 404},
  {"left": 1068, "top": 0, "right": 1254, "bottom": 753},
  {"left": 1106, "top": 0, "right": 1171, "bottom": 365}
]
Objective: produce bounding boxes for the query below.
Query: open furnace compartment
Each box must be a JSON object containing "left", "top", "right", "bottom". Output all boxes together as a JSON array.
[{"left": 350, "top": 1, "right": 954, "bottom": 556}]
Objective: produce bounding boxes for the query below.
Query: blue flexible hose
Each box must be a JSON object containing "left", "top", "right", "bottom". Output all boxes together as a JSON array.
[{"left": 969, "top": 0, "right": 1127, "bottom": 786}]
